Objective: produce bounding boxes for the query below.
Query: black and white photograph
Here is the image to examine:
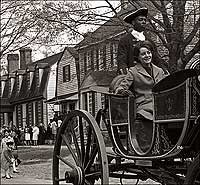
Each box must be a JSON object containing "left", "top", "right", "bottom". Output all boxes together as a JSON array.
[{"left": 0, "top": 0, "right": 199, "bottom": 184}]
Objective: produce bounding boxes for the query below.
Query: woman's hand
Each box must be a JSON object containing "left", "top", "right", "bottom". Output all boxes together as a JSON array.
[{"left": 115, "top": 89, "right": 134, "bottom": 96}]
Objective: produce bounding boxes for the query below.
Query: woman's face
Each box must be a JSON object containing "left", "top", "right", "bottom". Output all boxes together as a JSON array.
[{"left": 138, "top": 47, "right": 152, "bottom": 66}]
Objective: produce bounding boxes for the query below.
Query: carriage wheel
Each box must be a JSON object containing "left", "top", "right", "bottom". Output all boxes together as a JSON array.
[
  {"left": 53, "top": 110, "right": 109, "bottom": 185},
  {"left": 184, "top": 154, "right": 200, "bottom": 185}
]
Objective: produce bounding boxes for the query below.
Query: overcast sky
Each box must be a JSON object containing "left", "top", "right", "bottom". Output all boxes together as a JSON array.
[
  {"left": 0, "top": 1, "right": 121, "bottom": 69},
  {"left": 32, "top": 1, "right": 121, "bottom": 61}
]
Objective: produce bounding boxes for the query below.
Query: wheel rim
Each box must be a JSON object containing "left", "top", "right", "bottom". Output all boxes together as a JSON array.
[
  {"left": 53, "top": 110, "right": 109, "bottom": 185},
  {"left": 193, "top": 170, "right": 200, "bottom": 185}
]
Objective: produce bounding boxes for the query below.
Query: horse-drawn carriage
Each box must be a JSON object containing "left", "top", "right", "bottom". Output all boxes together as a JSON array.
[{"left": 53, "top": 59, "right": 200, "bottom": 185}]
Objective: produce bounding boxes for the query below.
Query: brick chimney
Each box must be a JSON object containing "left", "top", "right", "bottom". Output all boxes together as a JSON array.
[
  {"left": 7, "top": 54, "right": 19, "bottom": 73},
  {"left": 19, "top": 47, "right": 32, "bottom": 69}
]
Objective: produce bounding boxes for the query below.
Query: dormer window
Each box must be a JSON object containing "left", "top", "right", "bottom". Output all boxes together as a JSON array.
[
  {"left": 36, "top": 63, "right": 47, "bottom": 87},
  {"left": 63, "top": 65, "right": 70, "bottom": 82},
  {"left": 9, "top": 73, "right": 16, "bottom": 95},
  {"left": 17, "top": 69, "right": 25, "bottom": 92}
]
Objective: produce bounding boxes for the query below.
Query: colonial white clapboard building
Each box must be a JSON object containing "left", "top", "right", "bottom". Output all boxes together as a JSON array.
[
  {"left": 0, "top": 48, "right": 64, "bottom": 128},
  {"left": 45, "top": 47, "right": 79, "bottom": 119}
]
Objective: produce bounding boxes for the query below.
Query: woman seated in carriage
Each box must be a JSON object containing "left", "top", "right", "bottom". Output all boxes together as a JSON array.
[{"left": 115, "top": 40, "right": 169, "bottom": 152}]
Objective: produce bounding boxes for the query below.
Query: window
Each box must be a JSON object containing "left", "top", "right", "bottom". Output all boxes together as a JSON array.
[
  {"left": 35, "top": 101, "right": 43, "bottom": 126},
  {"left": 95, "top": 49, "right": 99, "bottom": 70},
  {"left": 112, "top": 43, "right": 118, "bottom": 67},
  {"left": 102, "top": 45, "right": 107, "bottom": 70},
  {"left": 101, "top": 94, "right": 106, "bottom": 109},
  {"left": 88, "top": 92, "right": 95, "bottom": 116},
  {"left": 0, "top": 113, "right": 4, "bottom": 126},
  {"left": 16, "top": 105, "right": 23, "bottom": 128},
  {"left": 98, "top": 48, "right": 104, "bottom": 70},
  {"left": 62, "top": 103, "right": 68, "bottom": 114},
  {"left": 89, "top": 92, "right": 93, "bottom": 114},
  {"left": 87, "top": 51, "right": 91, "bottom": 70},
  {"left": 83, "top": 50, "right": 94, "bottom": 72},
  {"left": 26, "top": 103, "right": 33, "bottom": 126},
  {"left": 83, "top": 93, "right": 88, "bottom": 111},
  {"left": 69, "top": 103, "right": 75, "bottom": 111},
  {"left": 109, "top": 43, "right": 117, "bottom": 68},
  {"left": 84, "top": 53, "right": 87, "bottom": 73},
  {"left": 63, "top": 65, "right": 71, "bottom": 82}
]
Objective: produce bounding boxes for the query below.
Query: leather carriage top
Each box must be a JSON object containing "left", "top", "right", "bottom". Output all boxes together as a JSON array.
[{"left": 152, "top": 60, "right": 200, "bottom": 121}]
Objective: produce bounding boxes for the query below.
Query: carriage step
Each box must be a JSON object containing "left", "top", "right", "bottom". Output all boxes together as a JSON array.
[
  {"left": 106, "top": 147, "right": 119, "bottom": 156},
  {"left": 135, "top": 159, "right": 152, "bottom": 167}
]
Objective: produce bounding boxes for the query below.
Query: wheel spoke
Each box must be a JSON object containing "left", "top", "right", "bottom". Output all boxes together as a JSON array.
[
  {"left": 84, "top": 126, "right": 92, "bottom": 167},
  {"left": 84, "top": 179, "right": 92, "bottom": 185},
  {"left": 69, "top": 120, "right": 81, "bottom": 164},
  {"left": 85, "top": 171, "right": 101, "bottom": 177},
  {"left": 56, "top": 155, "right": 75, "bottom": 169},
  {"left": 53, "top": 110, "right": 109, "bottom": 185},
  {"left": 79, "top": 116, "right": 85, "bottom": 165},
  {"left": 61, "top": 134, "right": 79, "bottom": 165},
  {"left": 84, "top": 147, "right": 98, "bottom": 172}
]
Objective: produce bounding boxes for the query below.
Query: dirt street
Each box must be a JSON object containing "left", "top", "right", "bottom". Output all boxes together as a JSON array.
[{"left": 1, "top": 145, "right": 160, "bottom": 184}]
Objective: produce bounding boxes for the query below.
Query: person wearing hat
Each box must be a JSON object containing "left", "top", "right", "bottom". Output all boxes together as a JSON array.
[
  {"left": 117, "top": 7, "right": 168, "bottom": 74},
  {"left": 1, "top": 138, "right": 15, "bottom": 179}
]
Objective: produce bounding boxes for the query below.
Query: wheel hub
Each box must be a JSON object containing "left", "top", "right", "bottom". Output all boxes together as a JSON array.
[{"left": 65, "top": 166, "right": 83, "bottom": 184}]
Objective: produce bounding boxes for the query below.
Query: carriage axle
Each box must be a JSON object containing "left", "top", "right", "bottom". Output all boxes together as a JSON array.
[{"left": 65, "top": 166, "right": 83, "bottom": 184}]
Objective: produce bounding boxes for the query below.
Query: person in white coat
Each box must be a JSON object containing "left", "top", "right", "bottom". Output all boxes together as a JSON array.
[{"left": 32, "top": 125, "right": 39, "bottom": 146}]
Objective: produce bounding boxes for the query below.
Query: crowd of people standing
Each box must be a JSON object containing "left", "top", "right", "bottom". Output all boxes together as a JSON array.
[
  {"left": 0, "top": 125, "right": 44, "bottom": 146},
  {"left": 0, "top": 118, "right": 63, "bottom": 179},
  {"left": 0, "top": 119, "right": 62, "bottom": 147}
]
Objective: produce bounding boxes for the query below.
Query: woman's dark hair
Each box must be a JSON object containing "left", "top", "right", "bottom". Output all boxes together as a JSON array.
[
  {"left": 133, "top": 40, "right": 169, "bottom": 72},
  {"left": 133, "top": 40, "right": 154, "bottom": 63}
]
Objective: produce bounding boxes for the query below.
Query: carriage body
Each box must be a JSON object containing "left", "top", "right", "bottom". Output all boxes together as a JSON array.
[
  {"left": 105, "top": 60, "right": 200, "bottom": 160},
  {"left": 53, "top": 60, "right": 200, "bottom": 185}
]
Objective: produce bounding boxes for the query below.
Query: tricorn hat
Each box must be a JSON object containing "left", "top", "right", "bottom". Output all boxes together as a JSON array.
[{"left": 124, "top": 8, "right": 148, "bottom": 24}]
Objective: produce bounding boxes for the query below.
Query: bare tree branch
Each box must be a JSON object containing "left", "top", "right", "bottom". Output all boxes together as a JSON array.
[{"left": 183, "top": 17, "right": 200, "bottom": 49}]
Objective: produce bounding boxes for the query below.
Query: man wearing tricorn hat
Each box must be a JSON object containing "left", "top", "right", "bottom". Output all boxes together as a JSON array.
[{"left": 117, "top": 7, "right": 168, "bottom": 74}]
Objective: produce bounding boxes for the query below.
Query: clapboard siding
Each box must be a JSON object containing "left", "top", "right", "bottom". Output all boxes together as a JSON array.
[
  {"left": 77, "top": 37, "right": 120, "bottom": 114},
  {"left": 57, "top": 49, "right": 78, "bottom": 96},
  {"left": 78, "top": 39, "right": 119, "bottom": 86}
]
